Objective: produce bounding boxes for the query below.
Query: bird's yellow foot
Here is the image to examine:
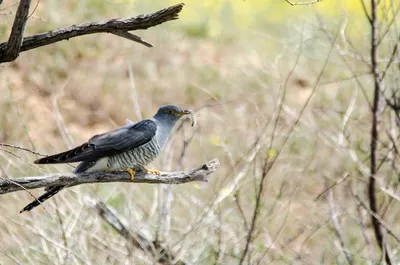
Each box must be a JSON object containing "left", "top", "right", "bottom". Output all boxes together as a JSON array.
[
  {"left": 144, "top": 168, "right": 161, "bottom": 175},
  {"left": 124, "top": 168, "right": 136, "bottom": 181}
]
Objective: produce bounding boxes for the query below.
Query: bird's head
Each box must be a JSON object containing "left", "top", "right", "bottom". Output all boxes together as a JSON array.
[{"left": 154, "top": 104, "right": 192, "bottom": 125}]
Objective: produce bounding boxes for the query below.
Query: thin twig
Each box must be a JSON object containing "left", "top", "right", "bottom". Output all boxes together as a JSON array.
[
  {"left": 239, "top": 23, "right": 307, "bottom": 262},
  {"left": 256, "top": 22, "right": 340, "bottom": 265},
  {"left": 381, "top": 36, "right": 399, "bottom": 81},
  {"left": 0, "top": 147, "right": 49, "bottom": 172},
  {"left": 360, "top": 0, "right": 373, "bottom": 24},
  {"left": 0, "top": 159, "right": 219, "bottom": 195},
  {"left": 233, "top": 191, "right": 249, "bottom": 230},
  {"left": 27, "top": 0, "right": 40, "bottom": 19},
  {"left": 314, "top": 173, "right": 350, "bottom": 201},
  {"left": 0, "top": 143, "right": 46, "bottom": 156},
  {"left": 354, "top": 194, "right": 400, "bottom": 244},
  {"left": 0, "top": 176, "right": 52, "bottom": 217},
  {"left": 377, "top": 2, "right": 400, "bottom": 46},
  {"left": 316, "top": 13, "right": 373, "bottom": 111},
  {"left": 284, "top": 0, "right": 322, "bottom": 5}
]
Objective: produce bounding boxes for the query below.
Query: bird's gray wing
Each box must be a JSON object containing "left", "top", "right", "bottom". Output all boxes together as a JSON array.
[
  {"left": 89, "top": 119, "right": 156, "bottom": 151},
  {"left": 34, "top": 120, "right": 157, "bottom": 164}
]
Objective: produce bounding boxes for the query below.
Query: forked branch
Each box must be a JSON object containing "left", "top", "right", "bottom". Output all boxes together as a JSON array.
[{"left": 0, "top": 159, "right": 220, "bottom": 195}]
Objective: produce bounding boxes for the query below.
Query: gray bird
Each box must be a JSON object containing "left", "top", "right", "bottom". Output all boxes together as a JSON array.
[{"left": 20, "top": 104, "right": 194, "bottom": 213}]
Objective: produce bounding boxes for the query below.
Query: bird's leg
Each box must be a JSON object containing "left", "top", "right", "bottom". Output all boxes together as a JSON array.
[
  {"left": 144, "top": 168, "right": 161, "bottom": 175},
  {"left": 124, "top": 168, "right": 136, "bottom": 181}
]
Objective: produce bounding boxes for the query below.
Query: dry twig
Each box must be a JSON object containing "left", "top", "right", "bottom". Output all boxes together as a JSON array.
[{"left": 0, "top": 143, "right": 46, "bottom": 156}]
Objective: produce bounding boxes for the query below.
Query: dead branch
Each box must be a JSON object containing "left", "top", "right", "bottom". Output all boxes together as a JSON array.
[
  {"left": 0, "top": 159, "right": 220, "bottom": 195},
  {"left": 0, "top": 3, "right": 184, "bottom": 63},
  {"left": 86, "top": 198, "right": 186, "bottom": 265}
]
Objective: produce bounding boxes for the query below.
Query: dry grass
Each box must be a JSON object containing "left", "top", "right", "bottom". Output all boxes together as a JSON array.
[{"left": 0, "top": 0, "right": 399, "bottom": 264}]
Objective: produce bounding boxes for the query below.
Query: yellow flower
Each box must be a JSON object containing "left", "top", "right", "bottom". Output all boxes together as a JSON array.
[
  {"left": 267, "top": 148, "right": 277, "bottom": 159},
  {"left": 210, "top": 136, "right": 221, "bottom": 145}
]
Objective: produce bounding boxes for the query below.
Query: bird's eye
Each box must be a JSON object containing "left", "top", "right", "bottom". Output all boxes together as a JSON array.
[{"left": 168, "top": 110, "right": 174, "bottom": 115}]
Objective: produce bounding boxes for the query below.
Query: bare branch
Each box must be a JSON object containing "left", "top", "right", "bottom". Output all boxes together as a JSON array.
[
  {"left": 86, "top": 198, "right": 186, "bottom": 265},
  {"left": 0, "top": 143, "right": 46, "bottom": 156},
  {"left": 314, "top": 173, "right": 350, "bottom": 201},
  {"left": 360, "top": 0, "right": 372, "bottom": 24},
  {"left": 368, "top": 0, "right": 392, "bottom": 264},
  {"left": 0, "top": 159, "right": 220, "bottom": 195},
  {"left": 0, "top": 0, "right": 31, "bottom": 62},
  {"left": 381, "top": 36, "right": 399, "bottom": 81},
  {"left": 0, "top": 3, "right": 184, "bottom": 63},
  {"left": 284, "top": 0, "right": 322, "bottom": 5}
]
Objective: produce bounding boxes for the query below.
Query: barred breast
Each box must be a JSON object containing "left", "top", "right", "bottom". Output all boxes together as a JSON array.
[{"left": 106, "top": 137, "right": 162, "bottom": 171}]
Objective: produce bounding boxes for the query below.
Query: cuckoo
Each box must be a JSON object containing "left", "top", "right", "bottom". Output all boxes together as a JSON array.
[{"left": 20, "top": 104, "right": 195, "bottom": 213}]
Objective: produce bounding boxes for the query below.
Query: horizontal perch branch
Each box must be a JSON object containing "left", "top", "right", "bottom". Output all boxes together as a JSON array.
[
  {"left": 0, "top": 159, "right": 220, "bottom": 195},
  {"left": 0, "top": 3, "right": 184, "bottom": 62}
]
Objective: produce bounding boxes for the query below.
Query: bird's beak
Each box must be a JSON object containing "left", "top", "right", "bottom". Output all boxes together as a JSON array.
[{"left": 177, "top": 110, "right": 191, "bottom": 116}]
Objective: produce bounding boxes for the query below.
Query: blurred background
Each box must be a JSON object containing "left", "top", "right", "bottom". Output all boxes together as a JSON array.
[{"left": 0, "top": 0, "right": 399, "bottom": 264}]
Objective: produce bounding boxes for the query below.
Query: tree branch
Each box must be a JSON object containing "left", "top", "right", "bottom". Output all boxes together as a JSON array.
[
  {"left": 0, "top": 3, "right": 184, "bottom": 63},
  {"left": 85, "top": 198, "right": 186, "bottom": 265},
  {"left": 0, "top": 0, "right": 31, "bottom": 62},
  {"left": 0, "top": 159, "right": 220, "bottom": 195},
  {"left": 360, "top": 0, "right": 372, "bottom": 24},
  {"left": 369, "top": 0, "right": 392, "bottom": 264}
]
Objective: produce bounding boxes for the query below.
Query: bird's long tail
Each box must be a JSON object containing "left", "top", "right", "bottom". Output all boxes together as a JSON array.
[{"left": 19, "top": 186, "right": 64, "bottom": 213}]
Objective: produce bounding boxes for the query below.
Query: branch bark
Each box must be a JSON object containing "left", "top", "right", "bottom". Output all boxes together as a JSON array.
[
  {"left": 0, "top": 0, "right": 31, "bottom": 62},
  {"left": 0, "top": 3, "right": 184, "bottom": 63},
  {"left": 0, "top": 159, "right": 220, "bottom": 195}
]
